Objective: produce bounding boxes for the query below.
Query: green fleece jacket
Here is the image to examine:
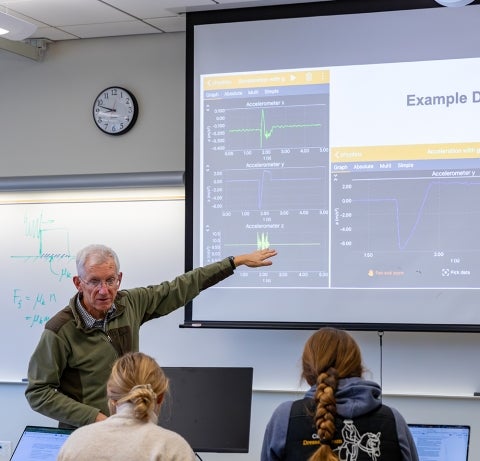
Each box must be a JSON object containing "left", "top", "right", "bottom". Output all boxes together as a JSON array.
[{"left": 25, "top": 258, "right": 234, "bottom": 428}]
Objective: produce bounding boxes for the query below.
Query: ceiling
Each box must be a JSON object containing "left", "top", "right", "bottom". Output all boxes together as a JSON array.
[{"left": 0, "top": 0, "right": 324, "bottom": 42}]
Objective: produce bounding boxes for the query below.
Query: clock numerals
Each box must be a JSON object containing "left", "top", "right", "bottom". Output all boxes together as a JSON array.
[{"left": 92, "top": 86, "right": 138, "bottom": 136}]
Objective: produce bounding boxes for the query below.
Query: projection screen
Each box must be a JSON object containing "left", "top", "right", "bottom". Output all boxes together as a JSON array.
[{"left": 184, "top": 0, "right": 480, "bottom": 331}]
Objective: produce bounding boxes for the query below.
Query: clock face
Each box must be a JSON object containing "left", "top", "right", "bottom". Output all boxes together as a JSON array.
[{"left": 93, "top": 87, "right": 138, "bottom": 135}]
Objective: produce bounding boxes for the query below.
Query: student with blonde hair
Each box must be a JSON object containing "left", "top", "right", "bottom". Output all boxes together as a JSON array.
[
  {"left": 57, "top": 352, "right": 195, "bottom": 461},
  {"left": 261, "top": 327, "right": 418, "bottom": 461}
]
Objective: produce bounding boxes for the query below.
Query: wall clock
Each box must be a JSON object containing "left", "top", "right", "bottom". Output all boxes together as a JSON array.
[{"left": 92, "top": 86, "right": 138, "bottom": 135}]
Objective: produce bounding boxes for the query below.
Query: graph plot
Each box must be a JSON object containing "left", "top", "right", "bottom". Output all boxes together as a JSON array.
[
  {"left": 331, "top": 170, "right": 480, "bottom": 288},
  {"left": 226, "top": 105, "right": 326, "bottom": 150},
  {"left": 219, "top": 222, "right": 329, "bottom": 286},
  {"left": 221, "top": 166, "right": 328, "bottom": 212},
  {"left": 204, "top": 92, "right": 328, "bottom": 154},
  {"left": 201, "top": 78, "right": 330, "bottom": 287}
]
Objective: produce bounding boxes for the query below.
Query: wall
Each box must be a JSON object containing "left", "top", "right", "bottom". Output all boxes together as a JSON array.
[
  {"left": 1, "top": 33, "right": 480, "bottom": 461},
  {"left": 0, "top": 33, "right": 186, "bottom": 176}
]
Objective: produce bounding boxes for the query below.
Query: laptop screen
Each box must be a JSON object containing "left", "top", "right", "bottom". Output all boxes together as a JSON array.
[
  {"left": 10, "top": 426, "right": 74, "bottom": 461},
  {"left": 408, "top": 424, "right": 470, "bottom": 461}
]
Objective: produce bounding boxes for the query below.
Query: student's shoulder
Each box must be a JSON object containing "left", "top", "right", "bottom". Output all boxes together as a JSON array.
[
  {"left": 264, "top": 399, "right": 295, "bottom": 428},
  {"left": 274, "top": 399, "right": 295, "bottom": 416},
  {"left": 146, "top": 425, "right": 195, "bottom": 453}
]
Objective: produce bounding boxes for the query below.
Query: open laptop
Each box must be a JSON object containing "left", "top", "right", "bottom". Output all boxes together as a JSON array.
[
  {"left": 408, "top": 424, "right": 470, "bottom": 461},
  {"left": 10, "top": 426, "right": 74, "bottom": 461}
]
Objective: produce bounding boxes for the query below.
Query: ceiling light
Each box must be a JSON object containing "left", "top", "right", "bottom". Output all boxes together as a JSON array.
[
  {"left": 435, "top": 0, "right": 475, "bottom": 6},
  {"left": 0, "top": 10, "right": 37, "bottom": 41}
]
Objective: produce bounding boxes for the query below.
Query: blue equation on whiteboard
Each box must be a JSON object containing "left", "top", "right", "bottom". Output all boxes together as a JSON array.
[
  {"left": 25, "top": 314, "right": 50, "bottom": 327},
  {"left": 13, "top": 289, "right": 56, "bottom": 326}
]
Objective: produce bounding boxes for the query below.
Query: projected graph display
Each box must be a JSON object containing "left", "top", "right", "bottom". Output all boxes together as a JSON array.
[
  {"left": 222, "top": 166, "right": 326, "bottom": 211},
  {"left": 224, "top": 105, "right": 327, "bottom": 150},
  {"left": 201, "top": 70, "right": 330, "bottom": 287},
  {"left": 331, "top": 154, "right": 480, "bottom": 289},
  {"left": 188, "top": 6, "right": 480, "bottom": 331},
  {"left": 199, "top": 68, "right": 480, "bottom": 291}
]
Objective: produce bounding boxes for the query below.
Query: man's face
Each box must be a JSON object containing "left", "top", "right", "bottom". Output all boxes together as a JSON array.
[{"left": 73, "top": 256, "right": 122, "bottom": 319}]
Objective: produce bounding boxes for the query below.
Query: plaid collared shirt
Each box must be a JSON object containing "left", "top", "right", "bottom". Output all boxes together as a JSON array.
[{"left": 76, "top": 295, "right": 116, "bottom": 330}]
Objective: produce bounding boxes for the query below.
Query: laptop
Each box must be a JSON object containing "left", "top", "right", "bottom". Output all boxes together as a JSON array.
[
  {"left": 10, "top": 426, "right": 74, "bottom": 461},
  {"left": 408, "top": 424, "right": 470, "bottom": 461}
]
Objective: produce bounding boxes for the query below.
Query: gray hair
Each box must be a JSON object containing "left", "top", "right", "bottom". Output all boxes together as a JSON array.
[{"left": 76, "top": 244, "right": 120, "bottom": 278}]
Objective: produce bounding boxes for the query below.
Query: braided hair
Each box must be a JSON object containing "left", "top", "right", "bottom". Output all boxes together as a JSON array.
[{"left": 301, "top": 328, "right": 364, "bottom": 461}]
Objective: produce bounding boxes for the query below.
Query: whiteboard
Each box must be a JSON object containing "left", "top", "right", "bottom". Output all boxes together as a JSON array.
[{"left": 0, "top": 196, "right": 184, "bottom": 382}]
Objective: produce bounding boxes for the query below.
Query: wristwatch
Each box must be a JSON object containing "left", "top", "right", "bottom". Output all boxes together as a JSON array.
[{"left": 228, "top": 256, "right": 236, "bottom": 270}]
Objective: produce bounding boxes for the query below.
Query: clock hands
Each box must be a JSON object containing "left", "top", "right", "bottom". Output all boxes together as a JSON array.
[
  {"left": 97, "top": 105, "right": 120, "bottom": 118},
  {"left": 98, "top": 105, "right": 116, "bottom": 113}
]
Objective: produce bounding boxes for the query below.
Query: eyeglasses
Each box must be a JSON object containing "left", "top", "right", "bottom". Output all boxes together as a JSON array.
[{"left": 79, "top": 276, "right": 119, "bottom": 289}]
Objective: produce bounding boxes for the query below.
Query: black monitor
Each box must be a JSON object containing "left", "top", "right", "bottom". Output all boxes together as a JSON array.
[{"left": 158, "top": 367, "right": 253, "bottom": 453}]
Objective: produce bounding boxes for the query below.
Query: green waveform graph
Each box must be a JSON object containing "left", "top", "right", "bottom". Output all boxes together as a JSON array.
[
  {"left": 222, "top": 238, "right": 326, "bottom": 274},
  {"left": 257, "top": 232, "right": 270, "bottom": 250},
  {"left": 228, "top": 108, "right": 323, "bottom": 149}
]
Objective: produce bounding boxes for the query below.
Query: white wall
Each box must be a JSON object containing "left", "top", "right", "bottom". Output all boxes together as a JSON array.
[{"left": 1, "top": 33, "right": 480, "bottom": 461}]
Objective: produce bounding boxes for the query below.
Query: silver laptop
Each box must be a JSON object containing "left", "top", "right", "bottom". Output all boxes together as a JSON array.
[
  {"left": 408, "top": 424, "right": 470, "bottom": 461},
  {"left": 10, "top": 426, "right": 74, "bottom": 461}
]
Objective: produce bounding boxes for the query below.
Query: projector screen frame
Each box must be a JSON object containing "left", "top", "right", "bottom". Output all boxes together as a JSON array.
[{"left": 184, "top": 0, "right": 480, "bottom": 333}]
